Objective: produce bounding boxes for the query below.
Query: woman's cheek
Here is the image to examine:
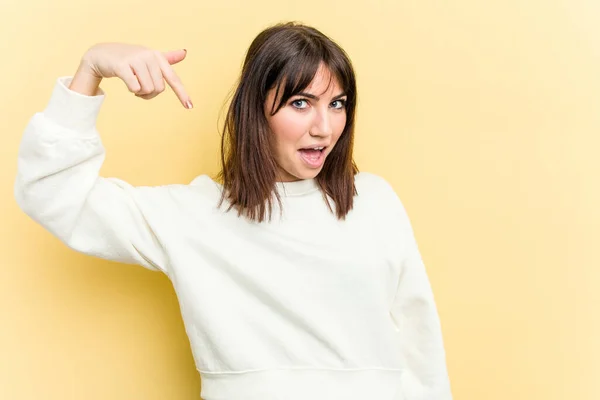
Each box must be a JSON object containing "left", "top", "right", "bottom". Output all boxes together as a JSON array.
[
  {"left": 334, "top": 115, "right": 347, "bottom": 137},
  {"left": 289, "top": 114, "right": 311, "bottom": 140}
]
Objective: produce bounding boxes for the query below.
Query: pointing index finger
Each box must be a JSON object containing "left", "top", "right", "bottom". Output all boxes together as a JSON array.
[{"left": 157, "top": 55, "right": 193, "bottom": 109}]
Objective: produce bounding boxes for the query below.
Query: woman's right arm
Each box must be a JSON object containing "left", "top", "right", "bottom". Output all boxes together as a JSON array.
[{"left": 14, "top": 44, "right": 193, "bottom": 273}]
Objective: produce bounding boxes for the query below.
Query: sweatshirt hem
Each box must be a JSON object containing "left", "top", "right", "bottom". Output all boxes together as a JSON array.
[
  {"left": 198, "top": 367, "right": 405, "bottom": 400},
  {"left": 197, "top": 365, "right": 404, "bottom": 375}
]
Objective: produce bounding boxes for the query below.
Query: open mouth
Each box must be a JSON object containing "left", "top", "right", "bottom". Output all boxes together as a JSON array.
[{"left": 298, "top": 146, "right": 327, "bottom": 167}]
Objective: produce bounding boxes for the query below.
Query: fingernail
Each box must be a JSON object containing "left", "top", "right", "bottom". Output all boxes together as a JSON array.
[
  {"left": 183, "top": 49, "right": 187, "bottom": 53},
  {"left": 186, "top": 100, "right": 193, "bottom": 109}
]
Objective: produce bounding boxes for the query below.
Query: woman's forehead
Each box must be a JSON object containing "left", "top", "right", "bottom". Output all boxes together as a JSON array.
[{"left": 302, "top": 65, "right": 342, "bottom": 95}]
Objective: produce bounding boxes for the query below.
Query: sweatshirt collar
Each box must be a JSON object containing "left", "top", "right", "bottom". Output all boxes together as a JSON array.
[{"left": 275, "top": 179, "right": 319, "bottom": 196}]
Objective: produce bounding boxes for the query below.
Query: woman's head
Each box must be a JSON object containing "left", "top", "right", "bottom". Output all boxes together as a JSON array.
[
  {"left": 265, "top": 62, "right": 347, "bottom": 182},
  {"left": 219, "top": 22, "right": 358, "bottom": 222}
]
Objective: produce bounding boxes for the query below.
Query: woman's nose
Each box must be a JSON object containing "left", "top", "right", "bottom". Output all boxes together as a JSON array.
[{"left": 309, "top": 109, "right": 333, "bottom": 137}]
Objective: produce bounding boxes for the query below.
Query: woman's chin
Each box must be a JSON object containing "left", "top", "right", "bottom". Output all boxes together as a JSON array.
[{"left": 278, "top": 166, "right": 322, "bottom": 182}]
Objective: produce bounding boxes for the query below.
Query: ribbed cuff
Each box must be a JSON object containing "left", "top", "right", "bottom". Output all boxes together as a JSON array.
[{"left": 43, "top": 76, "right": 105, "bottom": 132}]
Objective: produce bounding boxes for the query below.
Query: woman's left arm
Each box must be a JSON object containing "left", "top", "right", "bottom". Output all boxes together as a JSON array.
[
  {"left": 390, "top": 234, "right": 453, "bottom": 399},
  {"left": 385, "top": 186, "right": 453, "bottom": 399}
]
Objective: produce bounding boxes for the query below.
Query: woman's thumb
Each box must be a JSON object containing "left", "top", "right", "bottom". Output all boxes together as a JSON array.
[{"left": 163, "top": 49, "right": 187, "bottom": 65}]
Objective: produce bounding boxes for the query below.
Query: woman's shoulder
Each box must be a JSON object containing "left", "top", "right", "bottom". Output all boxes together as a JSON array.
[
  {"left": 353, "top": 172, "right": 414, "bottom": 234},
  {"left": 353, "top": 171, "right": 409, "bottom": 218},
  {"left": 189, "top": 174, "right": 223, "bottom": 192},
  {"left": 151, "top": 174, "right": 223, "bottom": 212},
  {"left": 354, "top": 171, "right": 399, "bottom": 200}
]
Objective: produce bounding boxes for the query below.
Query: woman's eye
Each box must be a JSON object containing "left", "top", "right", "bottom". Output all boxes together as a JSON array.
[
  {"left": 331, "top": 100, "right": 346, "bottom": 109},
  {"left": 291, "top": 99, "right": 308, "bottom": 109}
]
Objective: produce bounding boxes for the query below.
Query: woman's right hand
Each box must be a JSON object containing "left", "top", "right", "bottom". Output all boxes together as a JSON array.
[{"left": 72, "top": 43, "right": 193, "bottom": 109}]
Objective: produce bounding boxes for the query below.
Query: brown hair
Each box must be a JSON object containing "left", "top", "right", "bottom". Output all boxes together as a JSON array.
[{"left": 217, "top": 21, "right": 358, "bottom": 222}]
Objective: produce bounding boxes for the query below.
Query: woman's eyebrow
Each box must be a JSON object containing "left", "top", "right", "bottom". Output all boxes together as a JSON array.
[{"left": 295, "top": 92, "right": 347, "bottom": 101}]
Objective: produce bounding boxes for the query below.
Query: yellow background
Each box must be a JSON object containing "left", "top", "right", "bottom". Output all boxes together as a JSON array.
[{"left": 1, "top": 0, "right": 598, "bottom": 399}]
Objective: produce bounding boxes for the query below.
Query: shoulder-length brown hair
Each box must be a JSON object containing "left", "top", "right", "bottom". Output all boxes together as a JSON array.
[{"left": 217, "top": 22, "right": 358, "bottom": 222}]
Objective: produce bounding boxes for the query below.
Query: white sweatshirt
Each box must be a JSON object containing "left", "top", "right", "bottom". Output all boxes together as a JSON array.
[{"left": 14, "top": 77, "right": 452, "bottom": 400}]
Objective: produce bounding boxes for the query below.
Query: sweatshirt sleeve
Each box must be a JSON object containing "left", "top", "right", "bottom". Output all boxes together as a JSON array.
[
  {"left": 14, "top": 77, "right": 172, "bottom": 273},
  {"left": 385, "top": 184, "right": 453, "bottom": 399}
]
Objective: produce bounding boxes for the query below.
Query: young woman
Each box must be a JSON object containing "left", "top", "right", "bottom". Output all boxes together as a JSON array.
[{"left": 14, "top": 22, "right": 452, "bottom": 400}]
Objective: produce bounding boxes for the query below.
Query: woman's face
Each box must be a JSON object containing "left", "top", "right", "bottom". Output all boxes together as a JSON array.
[{"left": 265, "top": 64, "right": 347, "bottom": 182}]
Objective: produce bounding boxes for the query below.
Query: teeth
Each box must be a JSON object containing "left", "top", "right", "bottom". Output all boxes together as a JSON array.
[{"left": 313, "top": 147, "right": 324, "bottom": 150}]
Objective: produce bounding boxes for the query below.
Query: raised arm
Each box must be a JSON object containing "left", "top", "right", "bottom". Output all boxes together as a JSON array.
[{"left": 14, "top": 44, "right": 193, "bottom": 273}]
